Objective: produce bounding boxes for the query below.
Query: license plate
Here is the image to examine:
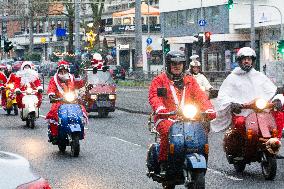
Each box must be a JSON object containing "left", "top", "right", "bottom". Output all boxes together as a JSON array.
[
  {"left": 96, "top": 101, "right": 111, "bottom": 107},
  {"left": 69, "top": 124, "right": 81, "bottom": 132}
]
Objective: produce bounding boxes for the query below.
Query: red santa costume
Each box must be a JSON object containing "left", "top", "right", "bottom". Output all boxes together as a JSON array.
[
  {"left": 91, "top": 53, "right": 103, "bottom": 69},
  {"left": 46, "top": 60, "right": 88, "bottom": 138},
  {"left": 15, "top": 61, "right": 43, "bottom": 109},
  {"left": 0, "top": 64, "right": 8, "bottom": 109}
]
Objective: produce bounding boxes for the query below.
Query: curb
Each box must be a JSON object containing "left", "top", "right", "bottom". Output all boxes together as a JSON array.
[{"left": 116, "top": 107, "right": 150, "bottom": 115}]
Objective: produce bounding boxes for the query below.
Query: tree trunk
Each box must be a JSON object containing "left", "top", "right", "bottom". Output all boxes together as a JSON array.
[{"left": 68, "top": 16, "right": 74, "bottom": 54}]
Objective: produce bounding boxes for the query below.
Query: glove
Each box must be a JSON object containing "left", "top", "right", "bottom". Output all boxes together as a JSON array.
[
  {"left": 38, "top": 88, "right": 43, "bottom": 93},
  {"left": 16, "top": 90, "right": 21, "bottom": 95},
  {"left": 272, "top": 99, "right": 282, "bottom": 111},
  {"left": 0, "top": 86, "right": 4, "bottom": 90},
  {"left": 49, "top": 95, "right": 57, "bottom": 103},
  {"left": 231, "top": 103, "right": 243, "bottom": 114}
]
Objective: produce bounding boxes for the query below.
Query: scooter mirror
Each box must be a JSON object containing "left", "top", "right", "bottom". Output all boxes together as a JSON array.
[
  {"left": 102, "top": 66, "right": 108, "bottom": 72},
  {"left": 157, "top": 87, "right": 167, "bottom": 97},
  {"left": 93, "top": 67, "right": 97, "bottom": 74}
]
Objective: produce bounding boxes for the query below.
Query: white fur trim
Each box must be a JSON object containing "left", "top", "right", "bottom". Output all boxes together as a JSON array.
[
  {"left": 37, "top": 86, "right": 43, "bottom": 90},
  {"left": 74, "top": 77, "right": 82, "bottom": 81},
  {"left": 46, "top": 119, "right": 58, "bottom": 125},
  {"left": 15, "top": 88, "right": 21, "bottom": 92},
  {"left": 48, "top": 93, "right": 55, "bottom": 97},
  {"left": 155, "top": 106, "right": 166, "bottom": 114}
]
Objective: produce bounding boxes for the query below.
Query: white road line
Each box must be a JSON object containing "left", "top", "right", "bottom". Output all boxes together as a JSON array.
[
  {"left": 111, "top": 136, "right": 142, "bottom": 147},
  {"left": 207, "top": 168, "right": 243, "bottom": 181}
]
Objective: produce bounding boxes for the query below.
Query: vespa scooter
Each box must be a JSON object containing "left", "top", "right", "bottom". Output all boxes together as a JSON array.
[
  {"left": 50, "top": 92, "right": 85, "bottom": 157},
  {"left": 147, "top": 103, "right": 213, "bottom": 189},
  {"left": 223, "top": 98, "right": 281, "bottom": 180}
]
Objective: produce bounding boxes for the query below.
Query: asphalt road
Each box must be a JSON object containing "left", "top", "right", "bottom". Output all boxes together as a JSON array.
[{"left": 0, "top": 89, "right": 284, "bottom": 188}]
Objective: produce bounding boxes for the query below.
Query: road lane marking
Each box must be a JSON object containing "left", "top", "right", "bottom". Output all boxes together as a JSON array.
[
  {"left": 207, "top": 168, "right": 243, "bottom": 181},
  {"left": 111, "top": 136, "right": 142, "bottom": 147}
]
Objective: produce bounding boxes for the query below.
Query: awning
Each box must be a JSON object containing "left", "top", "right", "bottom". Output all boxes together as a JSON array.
[
  {"left": 112, "top": 2, "right": 160, "bottom": 17},
  {"left": 166, "top": 33, "right": 251, "bottom": 44}
]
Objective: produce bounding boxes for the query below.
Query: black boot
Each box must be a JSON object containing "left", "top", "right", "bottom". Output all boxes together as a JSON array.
[{"left": 159, "top": 161, "right": 167, "bottom": 177}]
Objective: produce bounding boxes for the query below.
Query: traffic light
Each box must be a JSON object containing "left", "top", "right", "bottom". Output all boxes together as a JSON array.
[
  {"left": 4, "top": 39, "right": 13, "bottom": 53},
  {"left": 163, "top": 39, "right": 170, "bottom": 54},
  {"left": 227, "top": 0, "right": 234, "bottom": 9},
  {"left": 277, "top": 40, "right": 284, "bottom": 54},
  {"left": 204, "top": 31, "right": 211, "bottom": 47},
  {"left": 193, "top": 33, "right": 203, "bottom": 47}
]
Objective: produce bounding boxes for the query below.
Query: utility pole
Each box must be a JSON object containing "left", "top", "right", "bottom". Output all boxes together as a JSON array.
[
  {"left": 75, "top": 0, "right": 81, "bottom": 56},
  {"left": 147, "top": 0, "right": 150, "bottom": 75},
  {"left": 251, "top": 0, "right": 255, "bottom": 49},
  {"left": 28, "top": 0, "right": 34, "bottom": 53},
  {"left": 135, "top": 0, "right": 143, "bottom": 71}
]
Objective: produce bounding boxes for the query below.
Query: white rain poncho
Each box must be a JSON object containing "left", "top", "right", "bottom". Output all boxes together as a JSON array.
[
  {"left": 211, "top": 67, "right": 277, "bottom": 132},
  {"left": 192, "top": 73, "right": 213, "bottom": 92}
]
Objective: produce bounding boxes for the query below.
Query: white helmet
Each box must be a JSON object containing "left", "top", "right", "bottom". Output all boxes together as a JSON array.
[
  {"left": 190, "top": 54, "right": 199, "bottom": 60},
  {"left": 92, "top": 53, "right": 102, "bottom": 61},
  {"left": 190, "top": 60, "right": 201, "bottom": 67},
  {"left": 237, "top": 47, "right": 256, "bottom": 60},
  {"left": 237, "top": 47, "right": 256, "bottom": 72}
]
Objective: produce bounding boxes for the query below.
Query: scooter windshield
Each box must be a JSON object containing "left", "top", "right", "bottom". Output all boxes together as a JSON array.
[{"left": 87, "top": 70, "right": 115, "bottom": 85}]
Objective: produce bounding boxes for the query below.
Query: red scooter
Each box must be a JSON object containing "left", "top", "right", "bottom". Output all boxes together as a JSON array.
[{"left": 223, "top": 98, "right": 281, "bottom": 180}]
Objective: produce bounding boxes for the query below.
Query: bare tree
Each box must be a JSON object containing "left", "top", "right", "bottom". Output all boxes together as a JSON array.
[{"left": 89, "top": 0, "right": 105, "bottom": 49}]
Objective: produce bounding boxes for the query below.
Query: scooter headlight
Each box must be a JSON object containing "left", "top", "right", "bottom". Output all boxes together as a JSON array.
[
  {"left": 91, "top": 94, "right": 98, "bottom": 100},
  {"left": 26, "top": 87, "right": 33, "bottom": 94},
  {"left": 255, "top": 98, "right": 267, "bottom": 110},
  {"left": 182, "top": 104, "right": 198, "bottom": 119},
  {"left": 65, "top": 92, "right": 75, "bottom": 102},
  {"left": 109, "top": 94, "right": 116, "bottom": 100}
]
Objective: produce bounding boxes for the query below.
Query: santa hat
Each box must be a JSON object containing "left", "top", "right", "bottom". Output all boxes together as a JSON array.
[
  {"left": 57, "top": 60, "right": 70, "bottom": 73},
  {"left": 91, "top": 53, "right": 103, "bottom": 69},
  {"left": 21, "top": 61, "right": 34, "bottom": 70},
  {"left": 0, "top": 64, "right": 7, "bottom": 70}
]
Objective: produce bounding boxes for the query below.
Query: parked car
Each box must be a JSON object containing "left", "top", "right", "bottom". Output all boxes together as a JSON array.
[
  {"left": 0, "top": 151, "right": 51, "bottom": 188},
  {"left": 108, "top": 65, "right": 126, "bottom": 80}
]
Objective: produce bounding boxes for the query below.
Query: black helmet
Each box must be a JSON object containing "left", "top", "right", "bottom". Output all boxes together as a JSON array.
[{"left": 165, "top": 50, "right": 186, "bottom": 80}]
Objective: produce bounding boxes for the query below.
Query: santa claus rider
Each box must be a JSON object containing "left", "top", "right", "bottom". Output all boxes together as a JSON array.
[
  {"left": 46, "top": 60, "right": 88, "bottom": 144},
  {"left": 0, "top": 64, "right": 8, "bottom": 110},
  {"left": 15, "top": 61, "right": 43, "bottom": 109}
]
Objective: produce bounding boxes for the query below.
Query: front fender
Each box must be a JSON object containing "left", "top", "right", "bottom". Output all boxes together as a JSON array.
[{"left": 184, "top": 153, "right": 207, "bottom": 169}]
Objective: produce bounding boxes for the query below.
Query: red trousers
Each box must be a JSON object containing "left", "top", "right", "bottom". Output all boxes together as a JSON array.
[
  {"left": 156, "top": 119, "right": 174, "bottom": 162},
  {"left": 1, "top": 90, "right": 6, "bottom": 108}
]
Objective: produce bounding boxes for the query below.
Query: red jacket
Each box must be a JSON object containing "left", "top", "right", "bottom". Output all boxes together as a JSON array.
[
  {"left": 0, "top": 72, "right": 7, "bottom": 88},
  {"left": 47, "top": 73, "right": 85, "bottom": 98},
  {"left": 149, "top": 73, "right": 214, "bottom": 120}
]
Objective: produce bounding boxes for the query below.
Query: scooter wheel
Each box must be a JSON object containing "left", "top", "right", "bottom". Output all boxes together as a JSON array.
[
  {"left": 261, "top": 153, "right": 277, "bottom": 180},
  {"left": 71, "top": 135, "right": 80, "bottom": 157}
]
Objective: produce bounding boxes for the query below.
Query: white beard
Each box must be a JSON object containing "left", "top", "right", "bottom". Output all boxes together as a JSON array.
[{"left": 17, "top": 69, "right": 39, "bottom": 86}]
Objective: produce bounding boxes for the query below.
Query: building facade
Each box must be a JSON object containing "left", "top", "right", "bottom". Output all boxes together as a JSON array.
[{"left": 159, "top": 0, "right": 284, "bottom": 82}]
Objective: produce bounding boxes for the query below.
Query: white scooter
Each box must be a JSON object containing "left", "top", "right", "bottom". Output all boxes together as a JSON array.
[{"left": 20, "top": 87, "right": 40, "bottom": 129}]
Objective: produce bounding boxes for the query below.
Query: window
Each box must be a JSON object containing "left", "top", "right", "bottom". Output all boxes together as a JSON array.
[
  {"left": 211, "top": 7, "right": 220, "bottom": 22},
  {"left": 123, "top": 17, "right": 131, "bottom": 25},
  {"left": 113, "top": 18, "right": 122, "bottom": 25},
  {"left": 148, "top": 16, "right": 158, "bottom": 25},
  {"left": 165, "top": 12, "right": 177, "bottom": 28},
  {"left": 186, "top": 9, "right": 196, "bottom": 25},
  {"left": 178, "top": 10, "right": 186, "bottom": 27},
  {"left": 207, "top": 52, "right": 222, "bottom": 71}
]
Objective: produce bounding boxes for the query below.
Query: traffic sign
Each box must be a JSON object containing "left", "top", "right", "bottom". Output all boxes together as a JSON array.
[
  {"left": 146, "top": 45, "right": 153, "bottom": 53},
  {"left": 146, "top": 37, "right": 152, "bottom": 45},
  {"left": 198, "top": 19, "right": 207, "bottom": 27}
]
